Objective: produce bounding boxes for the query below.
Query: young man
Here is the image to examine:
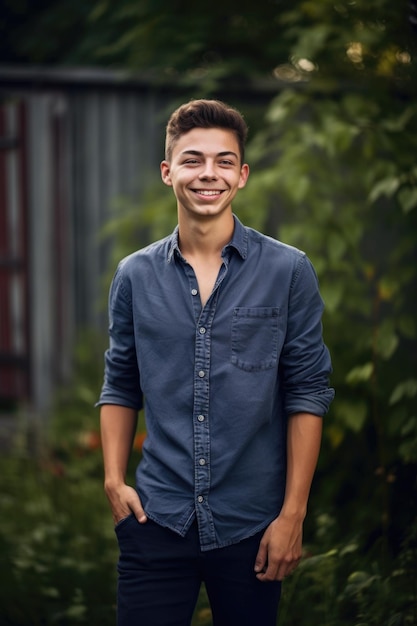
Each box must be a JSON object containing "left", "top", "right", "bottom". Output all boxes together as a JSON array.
[{"left": 98, "top": 99, "right": 334, "bottom": 626}]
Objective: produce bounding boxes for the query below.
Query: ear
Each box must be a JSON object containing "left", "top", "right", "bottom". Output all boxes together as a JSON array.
[
  {"left": 238, "top": 163, "right": 250, "bottom": 189},
  {"left": 160, "top": 161, "right": 172, "bottom": 186}
]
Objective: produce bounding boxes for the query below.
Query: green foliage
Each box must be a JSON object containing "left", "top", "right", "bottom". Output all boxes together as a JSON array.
[
  {"left": 2, "top": 0, "right": 415, "bottom": 98},
  {"left": 0, "top": 449, "right": 118, "bottom": 625},
  {"left": 278, "top": 523, "right": 417, "bottom": 625},
  {"left": 101, "top": 181, "right": 177, "bottom": 270},
  {"left": 0, "top": 333, "right": 115, "bottom": 624}
]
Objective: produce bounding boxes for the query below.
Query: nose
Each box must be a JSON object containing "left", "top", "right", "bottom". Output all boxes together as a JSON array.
[{"left": 199, "top": 159, "right": 217, "bottom": 180}]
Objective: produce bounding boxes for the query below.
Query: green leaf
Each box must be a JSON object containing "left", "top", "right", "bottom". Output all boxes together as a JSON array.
[
  {"left": 320, "top": 282, "right": 344, "bottom": 314},
  {"left": 382, "top": 107, "right": 415, "bottom": 132},
  {"left": 333, "top": 399, "right": 368, "bottom": 432},
  {"left": 399, "top": 436, "right": 417, "bottom": 464},
  {"left": 375, "top": 324, "right": 399, "bottom": 360},
  {"left": 400, "top": 416, "right": 417, "bottom": 436},
  {"left": 327, "top": 232, "right": 348, "bottom": 262},
  {"left": 390, "top": 379, "right": 417, "bottom": 405},
  {"left": 368, "top": 177, "right": 401, "bottom": 203},
  {"left": 347, "top": 570, "right": 370, "bottom": 585},
  {"left": 340, "top": 542, "right": 359, "bottom": 557},
  {"left": 398, "top": 186, "right": 417, "bottom": 214},
  {"left": 290, "top": 23, "right": 333, "bottom": 59},
  {"left": 346, "top": 363, "right": 374, "bottom": 384}
]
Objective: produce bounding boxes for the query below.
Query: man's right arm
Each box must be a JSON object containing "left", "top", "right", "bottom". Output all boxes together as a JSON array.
[{"left": 100, "top": 404, "right": 148, "bottom": 525}]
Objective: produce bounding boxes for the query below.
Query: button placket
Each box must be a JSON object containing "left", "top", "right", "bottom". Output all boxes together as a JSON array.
[
  {"left": 193, "top": 291, "right": 218, "bottom": 541},
  {"left": 194, "top": 306, "right": 210, "bottom": 516},
  {"left": 190, "top": 261, "right": 229, "bottom": 546}
]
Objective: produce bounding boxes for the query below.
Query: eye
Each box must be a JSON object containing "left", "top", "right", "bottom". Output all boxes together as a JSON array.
[
  {"left": 219, "top": 159, "right": 235, "bottom": 166},
  {"left": 184, "top": 158, "right": 200, "bottom": 165}
]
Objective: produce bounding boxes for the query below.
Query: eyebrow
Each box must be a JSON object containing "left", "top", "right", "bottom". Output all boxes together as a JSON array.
[{"left": 180, "top": 150, "right": 239, "bottom": 159}]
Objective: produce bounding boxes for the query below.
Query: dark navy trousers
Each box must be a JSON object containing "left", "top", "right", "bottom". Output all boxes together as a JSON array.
[{"left": 115, "top": 517, "right": 281, "bottom": 626}]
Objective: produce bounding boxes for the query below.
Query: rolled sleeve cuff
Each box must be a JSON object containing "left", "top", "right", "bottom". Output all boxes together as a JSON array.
[
  {"left": 95, "top": 384, "right": 143, "bottom": 411},
  {"left": 285, "top": 388, "right": 335, "bottom": 417}
]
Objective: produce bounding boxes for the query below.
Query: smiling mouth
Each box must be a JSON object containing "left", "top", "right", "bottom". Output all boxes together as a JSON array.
[{"left": 192, "top": 189, "right": 224, "bottom": 196}]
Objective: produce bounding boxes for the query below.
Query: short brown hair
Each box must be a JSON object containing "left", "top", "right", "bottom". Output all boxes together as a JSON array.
[{"left": 165, "top": 99, "right": 248, "bottom": 163}]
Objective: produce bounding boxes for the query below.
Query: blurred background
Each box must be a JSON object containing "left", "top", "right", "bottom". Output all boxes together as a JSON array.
[{"left": 0, "top": 1, "right": 416, "bottom": 624}]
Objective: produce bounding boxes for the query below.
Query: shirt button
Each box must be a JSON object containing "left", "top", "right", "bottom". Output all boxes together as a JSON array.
[
  {"left": 199, "top": 458, "right": 206, "bottom": 466},
  {"left": 199, "top": 327, "right": 206, "bottom": 334},
  {"left": 197, "top": 495, "right": 204, "bottom": 503},
  {"left": 197, "top": 415, "right": 205, "bottom": 422},
  {"left": 191, "top": 289, "right": 198, "bottom": 296},
  {"left": 198, "top": 370, "right": 205, "bottom": 378}
]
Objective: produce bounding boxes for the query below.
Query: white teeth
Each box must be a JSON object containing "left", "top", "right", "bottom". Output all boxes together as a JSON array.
[{"left": 196, "top": 190, "right": 222, "bottom": 196}]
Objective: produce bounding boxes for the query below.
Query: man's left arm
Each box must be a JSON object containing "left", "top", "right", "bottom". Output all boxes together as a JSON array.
[{"left": 254, "top": 412, "right": 322, "bottom": 582}]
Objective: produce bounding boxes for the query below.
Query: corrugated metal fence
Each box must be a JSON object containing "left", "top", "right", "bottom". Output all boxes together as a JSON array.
[{"left": 0, "top": 100, "right": 29, "bottom": 404}]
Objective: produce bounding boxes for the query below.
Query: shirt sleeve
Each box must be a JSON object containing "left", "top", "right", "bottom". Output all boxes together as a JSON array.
[
  {"left": 97, "top": 263, "right": 143, "bottom": 411},
  {"left": 280, "top": 254, "right": 335, "bottom": 417}
]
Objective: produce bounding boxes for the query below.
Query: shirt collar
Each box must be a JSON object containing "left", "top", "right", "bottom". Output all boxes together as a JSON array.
[
  {"left": 167, "top": 214, "right": 248, "bottom": 263},
  {"left": 167, "top": 226, "right": 181, "bottom": 263},
  {"left": 224, "top": 215, "right": 248, "bottom": 260}
]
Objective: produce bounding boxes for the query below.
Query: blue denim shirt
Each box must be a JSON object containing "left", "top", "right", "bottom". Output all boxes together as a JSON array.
[{"left": 98, "top": 216, "right": 334, "bottom": 551}]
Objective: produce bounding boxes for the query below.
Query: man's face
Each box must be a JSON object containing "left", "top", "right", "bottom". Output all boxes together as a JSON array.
[{"left": 161, "top": 127, "right": 249, "bottom": 221}]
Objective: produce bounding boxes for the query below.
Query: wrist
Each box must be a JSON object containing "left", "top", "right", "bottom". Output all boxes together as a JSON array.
[
  {"left": 104, "top": 476, "right": 126, "bottom": 493},
  {"left": 279, "top": 504, "right": 307, "bottom": 522}
]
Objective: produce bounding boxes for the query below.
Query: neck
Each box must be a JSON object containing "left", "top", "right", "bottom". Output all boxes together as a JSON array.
[{"left": 178, "top": 213, "right": 235, "bottom": 258}]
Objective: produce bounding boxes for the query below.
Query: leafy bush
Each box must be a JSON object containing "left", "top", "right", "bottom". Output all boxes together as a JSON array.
[
  {"left": 0, "top": 449, "right": 117, "bottom": 625},
  {"left": 278, "top": 513, "right": 417, "bottom": 625}
]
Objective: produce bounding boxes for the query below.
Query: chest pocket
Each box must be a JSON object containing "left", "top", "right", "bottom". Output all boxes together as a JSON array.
[{"left": 231, "top": 307, "right": 280, "bottom": 372}]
